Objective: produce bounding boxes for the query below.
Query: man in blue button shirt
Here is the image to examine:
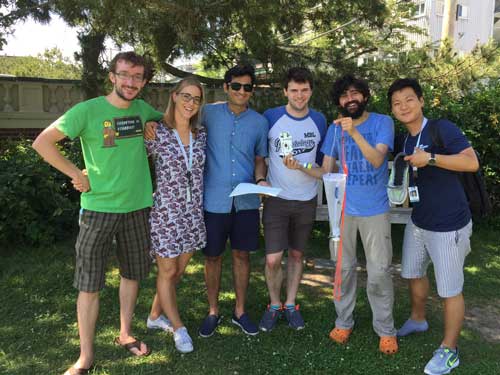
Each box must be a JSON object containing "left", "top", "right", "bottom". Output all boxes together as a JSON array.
[{"left": 198, "top": 64, "right": 269, "bottom": 338}]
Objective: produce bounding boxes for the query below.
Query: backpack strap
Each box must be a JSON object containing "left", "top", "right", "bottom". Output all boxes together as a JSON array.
[{"left": 427, "top": 119, "right": 444, "bottom": 149}]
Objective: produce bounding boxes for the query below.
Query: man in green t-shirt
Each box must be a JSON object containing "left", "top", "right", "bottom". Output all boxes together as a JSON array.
[{"left": 33, "top": 51, "right": 163, "bottom": 374}]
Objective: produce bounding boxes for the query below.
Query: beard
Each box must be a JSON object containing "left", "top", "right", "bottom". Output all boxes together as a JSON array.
[
  {"left": 115, "top": 84, "right": 139, "bottom": 102},
  {"left": 339, "top": 99, "right": 367, "bottom": 119}
]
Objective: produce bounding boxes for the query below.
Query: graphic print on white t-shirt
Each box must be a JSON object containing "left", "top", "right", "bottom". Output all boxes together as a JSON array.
[{"left": 264, "top": 106, "right": 327, "bottom": 201}]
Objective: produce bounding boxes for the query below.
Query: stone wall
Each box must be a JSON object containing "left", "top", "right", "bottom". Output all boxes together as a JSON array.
[{"left": 0, "top": 76, "right": 282, "bottom": 139}]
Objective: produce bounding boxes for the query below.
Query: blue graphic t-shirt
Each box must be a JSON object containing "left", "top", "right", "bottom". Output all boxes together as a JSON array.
[
  {"left": 264, "top": 106, "right": 327, "bottom": 201},
  {"left": 321, "top": 112, "right": 394, "bottom": 216}
]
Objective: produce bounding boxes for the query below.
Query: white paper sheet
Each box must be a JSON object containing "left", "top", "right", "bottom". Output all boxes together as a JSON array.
[{"left": 229, "top": 183, "right": 281, "bottom": 197}]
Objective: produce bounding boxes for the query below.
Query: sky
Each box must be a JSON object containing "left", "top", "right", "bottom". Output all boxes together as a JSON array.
[
  {"left": 1, "top": 15, "right": 82, "bottom": 60},
  {"left": 1, "top": 14, "right": 196, "bottom": 67}
]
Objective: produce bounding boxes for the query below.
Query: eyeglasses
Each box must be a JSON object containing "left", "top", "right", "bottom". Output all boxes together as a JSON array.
[
  {"left": 228, "top": 82, "right": 253, "bottom": 92},
  {"left": 178, "top": 92, "right": 202, "bottom": 105},
  {"left": 114, "top": 72, "right": 145, "bottom": 82}
]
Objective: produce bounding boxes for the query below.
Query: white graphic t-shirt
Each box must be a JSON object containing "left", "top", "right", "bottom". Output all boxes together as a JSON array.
[{"left": 264, "top": 106, "right": 327, "bottom": 201}]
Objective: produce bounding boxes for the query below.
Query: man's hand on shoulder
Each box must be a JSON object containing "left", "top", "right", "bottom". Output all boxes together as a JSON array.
[{"left": 144, "top": 121, "right": 158, "bottom": 140}]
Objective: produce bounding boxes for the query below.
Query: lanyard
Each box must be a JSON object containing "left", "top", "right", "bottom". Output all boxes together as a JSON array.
[
  {"left": 404, "top": 117, "right": 427, "bottom": 184},
  {"left": 403, "top": 117, "right": 428, "bottom": 154},
  {"left": 173, "top": 129, "right": 193, "bottom": 202}
]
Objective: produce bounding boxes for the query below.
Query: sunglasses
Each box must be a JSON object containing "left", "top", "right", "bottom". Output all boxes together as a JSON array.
[
  {"left": 228, "top": 82, "right": 253, "bottom": 92},
  {"left": 177, "top": 92, "right": 202, "bottom": 105}
]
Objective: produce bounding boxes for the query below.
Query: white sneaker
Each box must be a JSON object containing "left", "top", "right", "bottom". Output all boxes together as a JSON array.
[
  {"left": 174, "top": 326, "right": 194, "bottom": 353},
  {"left": 147, "top": 315, "right": 174, "bottom": 333}
]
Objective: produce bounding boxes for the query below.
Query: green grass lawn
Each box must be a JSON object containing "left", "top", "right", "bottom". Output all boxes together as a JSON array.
[{"left": 1, "top": 220, "right": 499, "bottom": 375}]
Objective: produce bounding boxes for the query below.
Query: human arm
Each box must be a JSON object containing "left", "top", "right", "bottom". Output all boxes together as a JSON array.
[
  {"left": 254, "top": 156, "right": 269, "bottom": 186},
  {"left": 404, "top": 147, "right": 479, "bottom": 172},
  {"left": 283, "top": 154, "right": 338, "bottom": 179},
  {"left": 32, "top": 125, "right": 89, "bottom": 192},
  {"left": 335, "top": 117, "right": 389, "bottom": 169}
]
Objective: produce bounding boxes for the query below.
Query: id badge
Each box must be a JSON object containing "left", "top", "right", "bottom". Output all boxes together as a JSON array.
[{"left": 408, "top": 186, "right": 420, "bottom": 203}]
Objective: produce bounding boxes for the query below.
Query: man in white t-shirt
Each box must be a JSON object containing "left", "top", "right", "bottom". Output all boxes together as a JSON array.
[{"left": 259, "top": 67, "right": 327, "bottom": 332}]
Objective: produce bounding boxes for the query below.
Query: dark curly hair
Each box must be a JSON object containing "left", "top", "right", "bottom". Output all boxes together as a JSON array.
[{"left": 331, "top": 74, "right": 370, "bottom": 106}]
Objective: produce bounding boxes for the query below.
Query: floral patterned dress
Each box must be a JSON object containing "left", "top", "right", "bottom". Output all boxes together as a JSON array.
[{"left": 146, "top": 122, "right": 207, "bottom": 258}]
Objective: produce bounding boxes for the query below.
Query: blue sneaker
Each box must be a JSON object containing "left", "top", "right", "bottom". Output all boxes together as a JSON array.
[
  {"left": 397, "top": 318, "right": 429, "bottom": 337},
  {"left": 231, "top": 312, "right": 259, "bottom": 336},
  {"left": 259, "top": 305, "right": 282, "bottom": 332},
  {"left": 424, "top": 347, "right": 460, "bottom": 375},
  {"left": 284, "top": 304, "right": 305, "bottom": 330},
  {"left": 198, "top": 314, "right": 222, "bottom": 338}
]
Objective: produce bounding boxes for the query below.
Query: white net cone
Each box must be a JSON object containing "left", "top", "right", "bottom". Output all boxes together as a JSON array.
[{"left": 323, "top": 173, "right": 347, "bottom": 260}]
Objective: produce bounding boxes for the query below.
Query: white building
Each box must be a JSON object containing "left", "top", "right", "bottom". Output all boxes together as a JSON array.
[{"left": 407, "top": 0, "right": 496, "bottom": 53}]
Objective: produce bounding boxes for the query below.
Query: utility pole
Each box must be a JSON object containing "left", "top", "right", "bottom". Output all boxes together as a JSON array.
[{"left": 441, "top": 0, "right": 458, "bottom": 47}]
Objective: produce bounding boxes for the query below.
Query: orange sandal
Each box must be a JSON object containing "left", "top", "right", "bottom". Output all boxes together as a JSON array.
[
  {"left": 379, "top": 336, "right": 398, "bottom": 355},
  {"left": 329, "top": 327, "right": 353, "bottom": 344}
]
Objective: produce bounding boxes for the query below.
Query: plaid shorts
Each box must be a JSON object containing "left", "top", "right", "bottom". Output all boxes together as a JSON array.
[{"left": 74, "top": 208, "right": 152, "bottom": 292}]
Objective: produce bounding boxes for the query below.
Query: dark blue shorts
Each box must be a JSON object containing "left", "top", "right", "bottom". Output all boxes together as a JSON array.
[{"left": 203, "top": 209, "right": 260, "bottom": 257}]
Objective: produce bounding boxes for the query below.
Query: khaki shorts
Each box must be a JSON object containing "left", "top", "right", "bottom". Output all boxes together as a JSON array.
[
  {"left": 262, "top": 196, "right": 316, "bottom": 254},
  {"left": 74, "top": 208, "right": 152, "bottom": 292}
]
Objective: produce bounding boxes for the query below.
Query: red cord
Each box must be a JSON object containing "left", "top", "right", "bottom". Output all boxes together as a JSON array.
[{"left": 333, "top": 128, "right": 349, "bottom": 301}]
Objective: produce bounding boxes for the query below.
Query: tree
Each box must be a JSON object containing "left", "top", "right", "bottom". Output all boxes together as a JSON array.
[
  {"left": 0, "top": 47, "right": 81, "bottom": 78},
  {"left": 1, "top": 0, "right": 420, "bottom": 96},
  {"left": 0, "top": 0, "right": 51, "bottom": 49}
]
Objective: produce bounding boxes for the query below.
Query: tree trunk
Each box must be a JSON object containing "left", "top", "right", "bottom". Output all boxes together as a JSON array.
[
  {"left": 76, "top": 31, "right": 107, "bottom": 100},
  {"left": 441, "top": 0, "right": 458, "bottom": 47}
]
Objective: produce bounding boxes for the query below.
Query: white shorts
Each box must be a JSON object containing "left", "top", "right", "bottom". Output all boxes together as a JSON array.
[{"left": 401, "top": 219, "right": 472, "bottom": 298}]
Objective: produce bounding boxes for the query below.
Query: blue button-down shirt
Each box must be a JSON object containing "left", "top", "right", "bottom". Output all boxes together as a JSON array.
[{"left": 202, "top": 103, "right": 269, "bottom": 213}]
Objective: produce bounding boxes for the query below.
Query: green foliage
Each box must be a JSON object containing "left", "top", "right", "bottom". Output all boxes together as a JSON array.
[
  {"left": 425, "top": 80, "right": 500, "bottom": 209},
  {"left": 0, "top": 139, "right": 81, "bottom": 249},
  {"left": 369, "top": 40, "right": 500, "bottom": 98},
  {"left": 0, "top": 47, "right": 81, "bottom": 79}
]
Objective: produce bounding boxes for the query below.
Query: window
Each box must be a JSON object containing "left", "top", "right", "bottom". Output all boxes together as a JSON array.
[
  {"left": 456, "top": 4, "right": 468, "bottom": 19},
  {"left": 415, "top": 2, "right": 426, "bottom": 16}
]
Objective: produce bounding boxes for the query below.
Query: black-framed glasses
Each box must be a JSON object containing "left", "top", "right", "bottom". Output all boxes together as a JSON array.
[
  {"left": 114, "top": 72, "right": 145, "bottom": 82},
  {"left": 178, "top": 92, "right": 202, "bottom": 105},
  {"left": 228, "top": 82, "right": 253, "bottom": 92}
]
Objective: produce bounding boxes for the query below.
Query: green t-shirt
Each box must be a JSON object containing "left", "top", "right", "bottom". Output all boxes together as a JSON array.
[{"left": 55, "top": 96, "right": 163, "bottom": 213}]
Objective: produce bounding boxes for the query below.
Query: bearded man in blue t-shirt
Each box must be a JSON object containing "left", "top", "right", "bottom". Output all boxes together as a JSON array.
[
  {"left": 388, "top": 78, "right": 479, "bottom": 375},
  {"left": 290, "top": 75, "right": 398, "bottom": 354}
]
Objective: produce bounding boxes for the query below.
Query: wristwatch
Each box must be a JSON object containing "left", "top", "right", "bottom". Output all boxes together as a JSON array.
[{"left": 428, "top": 152, "right": 437, "bottom": 166}]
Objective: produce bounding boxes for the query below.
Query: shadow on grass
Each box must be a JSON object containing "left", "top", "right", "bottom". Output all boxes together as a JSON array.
[{"left": 1, "top": 220, "right": 499, "bottom": 374}]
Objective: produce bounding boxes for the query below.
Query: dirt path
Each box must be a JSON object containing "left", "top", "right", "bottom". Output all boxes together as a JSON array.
[{"left": 302, "top": 259, "right": 500, "bottom": 344}]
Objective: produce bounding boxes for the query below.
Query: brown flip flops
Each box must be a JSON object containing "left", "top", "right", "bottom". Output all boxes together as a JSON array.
[{"left": 114, "top": 337, "right": 152, "bottom": 357}]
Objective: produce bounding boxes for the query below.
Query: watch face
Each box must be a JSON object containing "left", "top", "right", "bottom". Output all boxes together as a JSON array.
[{"left": 429, "top": 153, "right": 436, "bottom": 166}]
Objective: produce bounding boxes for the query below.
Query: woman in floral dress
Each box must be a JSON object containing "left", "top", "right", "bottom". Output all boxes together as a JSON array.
[{"left": 145, "top": 77, "right": 206, "bottom": 353}]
